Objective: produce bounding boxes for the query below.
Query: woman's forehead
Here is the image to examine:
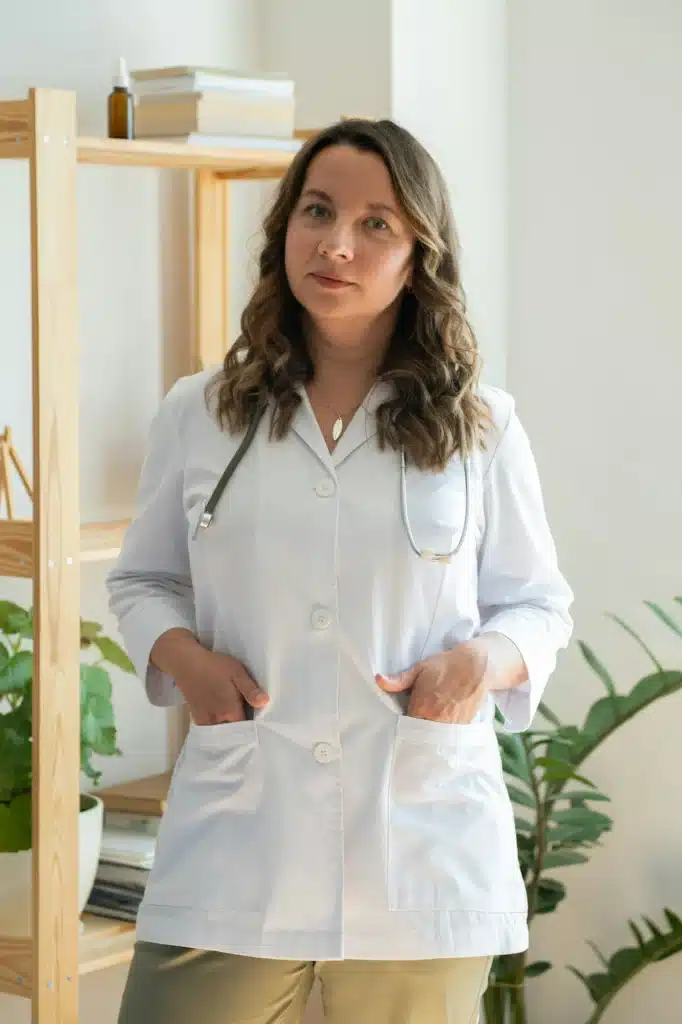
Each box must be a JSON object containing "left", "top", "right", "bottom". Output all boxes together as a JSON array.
[{"left": 302, "top": 146, "right": 399, "bottom": 209}]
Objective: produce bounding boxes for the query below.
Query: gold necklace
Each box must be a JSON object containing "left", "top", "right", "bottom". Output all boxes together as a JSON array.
[{"left": 316, "top": 394, "right": 363, "bottom": 442}]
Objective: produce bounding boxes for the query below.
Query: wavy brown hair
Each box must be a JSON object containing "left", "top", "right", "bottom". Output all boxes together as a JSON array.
[{"left": 207, "top": 118, "right": 490, "bottom": 471}]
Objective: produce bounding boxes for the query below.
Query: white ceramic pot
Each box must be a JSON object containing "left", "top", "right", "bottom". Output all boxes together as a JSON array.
[{"left": 0, "top": 793, "right": 103, "bottom": 937}]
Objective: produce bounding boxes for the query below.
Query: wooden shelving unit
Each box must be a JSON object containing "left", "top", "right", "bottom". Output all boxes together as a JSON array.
[{"left": 0, "top": 88, "right": 300, "bottom": 1022}]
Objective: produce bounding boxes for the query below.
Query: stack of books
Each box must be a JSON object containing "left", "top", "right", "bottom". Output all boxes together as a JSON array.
[
  {"left": 130, "top": 65, "right": 300, "bottom": 151},
  {"left": 85, "top": 772, "right": 171, "bottom": 923}
]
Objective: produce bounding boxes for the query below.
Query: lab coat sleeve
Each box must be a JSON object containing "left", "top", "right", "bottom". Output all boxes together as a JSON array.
[
  {"left": 476, "top": 398, "right": 573, "bottom": 732},
  {"left": 106, "top": 380, "right": 195, "bottom": 708}
]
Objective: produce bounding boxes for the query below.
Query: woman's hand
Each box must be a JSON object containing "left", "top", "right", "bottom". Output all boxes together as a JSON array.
[
  {"left": 375, "top": 633, "right": 528, "bottom": 724},
  {"left": 150, "top": 629, "right": 269, "bottom": 725},
  {"left": 376, "top": 642, "right": 488, "bottom": 723}
]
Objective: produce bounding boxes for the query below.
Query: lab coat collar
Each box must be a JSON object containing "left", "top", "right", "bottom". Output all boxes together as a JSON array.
[{"left": 291, "top": 380, "right": 395, "bottom": 471}]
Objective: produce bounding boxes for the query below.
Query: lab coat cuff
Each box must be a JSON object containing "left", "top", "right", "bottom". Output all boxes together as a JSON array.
[
  {"left": 118, "top": 602, "right": 194, "bottom": 708},
  {"left": 478, "top": 610, "right": 556, "bottom": 733}
]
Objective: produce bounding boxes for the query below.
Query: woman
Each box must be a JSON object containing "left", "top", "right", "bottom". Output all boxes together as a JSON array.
[{"left": 108, "top": 119, "right": 573, "bottom": 1024}]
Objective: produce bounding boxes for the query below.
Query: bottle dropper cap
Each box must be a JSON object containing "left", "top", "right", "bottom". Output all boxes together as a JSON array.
[{"left": 113, "top": 57, "right": 130, "bottom": 88}]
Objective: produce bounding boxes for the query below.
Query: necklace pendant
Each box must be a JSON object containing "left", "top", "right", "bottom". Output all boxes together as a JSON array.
[{"left": 332, "top": 417, "right": 343, "bottom": 442}]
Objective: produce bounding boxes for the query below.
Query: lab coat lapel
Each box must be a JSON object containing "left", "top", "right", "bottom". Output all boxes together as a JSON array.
[
  {"left": 290, "top": 390, "right": 335, "bottom": 470},
  {"left": 290, "top": 382, "right": 395, "bottom": 470},
  {"left": 332, "top": 382, "right": 394, "bottom": 468}
]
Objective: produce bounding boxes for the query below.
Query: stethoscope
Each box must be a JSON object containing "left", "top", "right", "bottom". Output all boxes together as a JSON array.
[{"left": 195, "top": 401, "right": 471, "bottom": 564}]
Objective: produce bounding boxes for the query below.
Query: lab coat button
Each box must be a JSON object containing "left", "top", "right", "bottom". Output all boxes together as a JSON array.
[
  {"left": 311, "top": 608, "right": 332, "bottom": 630},
  {"left": 313, "top": 742, "right": 336, "bottom": 763},
  {"left": 315, "top": 479, "right": 336, "bottom": 498}
]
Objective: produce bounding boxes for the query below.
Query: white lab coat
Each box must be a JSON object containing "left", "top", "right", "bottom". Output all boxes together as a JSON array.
[{"left": 107, "top": 368, "right": 573, "bottom": 961}]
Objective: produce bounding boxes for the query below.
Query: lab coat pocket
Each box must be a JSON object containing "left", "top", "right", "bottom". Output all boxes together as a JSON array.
[
  {"left": 142, "top": 721, "right": 266, "bottom": 912},
  {"left": 387, "top": 717, "right": 525, "bottom": 913}
]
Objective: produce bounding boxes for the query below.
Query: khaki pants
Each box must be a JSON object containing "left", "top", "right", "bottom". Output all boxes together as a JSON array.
[{"left": 118, "top": 941, "right": 492, "bottom": 1024}]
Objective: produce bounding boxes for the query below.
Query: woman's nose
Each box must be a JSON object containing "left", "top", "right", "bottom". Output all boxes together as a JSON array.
[{"left": 317, "top": 223, "right": 354, "bottom": 261}]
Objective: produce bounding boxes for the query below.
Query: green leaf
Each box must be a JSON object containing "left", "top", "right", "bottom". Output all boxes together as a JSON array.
[
  {"left": 535, "top": 756, "right": 596, "bottom": 788},
  {"left": 91, "top": 725, "right": 119, "bottom": 757},
  {"left": 506, "top": 784, "right": 536, "bottom": 809},
  {"left": 80, "top": 664, "right": 112, "bottom": 701},
  {"left": 0, "top": 601, "right": 31, "bottom": 636},
  {"left": 537, "top": 702, "right": 562, "bottom": 727},
  {"left": 92, "top": 635, "right": 134, "bottom": 673},
  {"left": 535, "top": 877, "right": 567, "bottom": 915},
  {"left": 571, "top": 671, "right": 682, "bottom": 767},
  {"left": 549, "top": 790, "right": 611, "bottom": 804},
  {"left": 543, "top": 849, "right": 590, "bottom": 868},
  {"left": 498, "top": 732, "right": 532, "bottom": 785},
  {"left": 80, "top": 619, "right": 103, "bottom": 640},
  {"left": 525, "top": 960, "right": 552, "bottom": 977},
  {"left": 550, "top": 807, "right": 612, "bottom": 830},
  {"left": 0, "top": 650, "right": 33, "bottom": 695},
  {"left": 0, "top": 641, "right": 8, "bottom": 673},
  {"left": 579, "top": 641, "right": 617, "bottom": 697},
  {"left": 0, "top": 791, "right": 32, "bottom": 852},
  {"left": 572, "top": 909, "right": 682, "bottom": 1023},
  {"left": 644, "top": 601, "right": 682, "bottom": 638},
  {"left": 514, "top": 815, "right": 534, "bottom": 835},
  {"left": 81, "top": 709, "right": 101, "bottom": 747},
  {"left": 605, "top": 613, "right": 663, "bottom": 671}
]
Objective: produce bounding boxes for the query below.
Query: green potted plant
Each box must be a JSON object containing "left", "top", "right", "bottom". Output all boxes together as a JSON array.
[
  {"left": 483, "top": 596, "right": 682, "bottom": 1023},
  {"left": 0, "top": 599, "right": 134, "bottom": 935}
]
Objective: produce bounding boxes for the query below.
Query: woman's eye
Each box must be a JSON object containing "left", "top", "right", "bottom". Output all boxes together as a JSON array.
[
  {"left": 304, "top": 203, "right": 330, "bottom": 219},
  {"left": 366, "top": 216, "right": 390, "bottom": 232}
]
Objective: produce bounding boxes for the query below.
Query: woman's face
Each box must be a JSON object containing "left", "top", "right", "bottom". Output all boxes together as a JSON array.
[{"left": 284, "top": 145, "right": 414, "bottom": 327}]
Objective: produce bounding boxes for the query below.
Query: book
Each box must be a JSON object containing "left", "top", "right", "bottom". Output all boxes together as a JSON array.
[
  {"left": 96, "top": 860, "right": 149, "bottom": 891},
  {"left": 103, "top": 809, "right": 161, "bottom": 837},
  {"left": 100, "top": 827, "right": 156, "bottom": 870},
  {"left": 131, "top": 66, "right": 294, "bottom": 100},
  {"left": 97, "top": 772, "right": 171, "bottom": 816},
  {"left": 135, "top": 91, "right": 294, "bottom": 139}
]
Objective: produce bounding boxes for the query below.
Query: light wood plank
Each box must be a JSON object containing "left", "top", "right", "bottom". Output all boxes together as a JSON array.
[
  {"left": 194, "top": 170, "right": 230, "bottom": 371},
  {"left": 78, "top": 136, "right": 297, "bottom": 176},
  {"left": 0, "top": 99, "right": 31, "bottom": 133},
  {"left": 0, "top": 934, "right": 33, "bottom": 999},
  {"left": 77, "top": 916, "right": 136, "bottom": 976},
  {"left": 29, "top": 87, "right": 80, "bottom": 1024},
  {"left": 79, "top": 519, "right": 130, "bottom": 562},
  {"left": 0, "top": 519, "right": 33, "bottom": 577},
  {"left": 0, "top": 519, "right": 130, "bottom": 578}
]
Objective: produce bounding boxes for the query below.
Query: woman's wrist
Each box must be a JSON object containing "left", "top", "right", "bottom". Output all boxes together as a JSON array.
[
  {"left": 150, "top": 628, "right": 205, "bottom": 688},
  {"left": 466, "top": 632, "right": 529, "bottom": 692}
]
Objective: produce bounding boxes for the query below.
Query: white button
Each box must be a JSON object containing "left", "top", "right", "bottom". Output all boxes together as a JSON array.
[
  {"left": 313, "top": 742, "right": 336, "bottom": 764},
  {"left": 315, "top": 479, "right": 336, "bottom": 498},
  {"left": 311, "top": 608, "right": 332, "bottom": 630}
]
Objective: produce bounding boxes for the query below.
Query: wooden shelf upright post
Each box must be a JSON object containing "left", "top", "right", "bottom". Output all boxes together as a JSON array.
[{"left": 29, "top": 87, "right": 81, "bottom": 1024}]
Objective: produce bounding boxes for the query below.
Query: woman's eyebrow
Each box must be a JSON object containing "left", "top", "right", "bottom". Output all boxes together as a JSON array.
[{"left": 301, "top": 189, "right": 399, "bottom": 219}]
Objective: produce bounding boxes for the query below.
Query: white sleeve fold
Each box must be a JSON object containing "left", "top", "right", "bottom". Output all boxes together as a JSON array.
[
  {"left": 476, "top": 399, "right": 574, "bottom": 732},
  {"left": 106, "top": 380, "right": 196, "bottom": 707}
]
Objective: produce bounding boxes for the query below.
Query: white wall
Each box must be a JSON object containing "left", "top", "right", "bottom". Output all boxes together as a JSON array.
[
  {"left": 0, "top": 2, "right": 263, "bottom": 1021},
  {"left": 391, "top": 0, "right": 508, "bottom": 387},
  {"left": 508, "top": 2, "right": 682, "bottom": 1021}
]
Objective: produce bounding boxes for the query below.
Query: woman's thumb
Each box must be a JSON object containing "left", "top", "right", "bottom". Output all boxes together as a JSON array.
[{"left": 375, "top": 666, "right": 419, "bottom": 692}]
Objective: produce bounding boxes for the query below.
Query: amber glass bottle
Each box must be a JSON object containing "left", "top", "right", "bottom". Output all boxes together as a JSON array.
[{"left": 108, "top": 58, "right": 134, "bottom": 139}]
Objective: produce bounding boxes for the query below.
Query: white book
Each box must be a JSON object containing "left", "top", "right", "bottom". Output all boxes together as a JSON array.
[
  {"left": 100, "top": 827, "right": 156, "bottom": 869},
  {"left": 132, "top": 67, "right": 294, "bottom": 100}
]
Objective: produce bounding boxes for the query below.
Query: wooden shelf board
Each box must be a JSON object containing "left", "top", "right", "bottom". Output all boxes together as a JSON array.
[
  {"left": 77, "top": 136, "right": 297, "bottom": 177},
  {"left": 0, "top": 916, "right": 136, "bottom": 998},
  {"left": 0, "top": 518, "right": 130, "bottom": 577},
  {"left": 78, "top": 914, "right": 136, "bottom": 976}
]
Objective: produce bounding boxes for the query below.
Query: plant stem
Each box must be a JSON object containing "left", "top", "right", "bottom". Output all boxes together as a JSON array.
[
  {"left": 482, "top": 982, "right": 507, "bottom": 1023},
  {"left": 523, "top": 735, "right": 547, "bottom": 923}
]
